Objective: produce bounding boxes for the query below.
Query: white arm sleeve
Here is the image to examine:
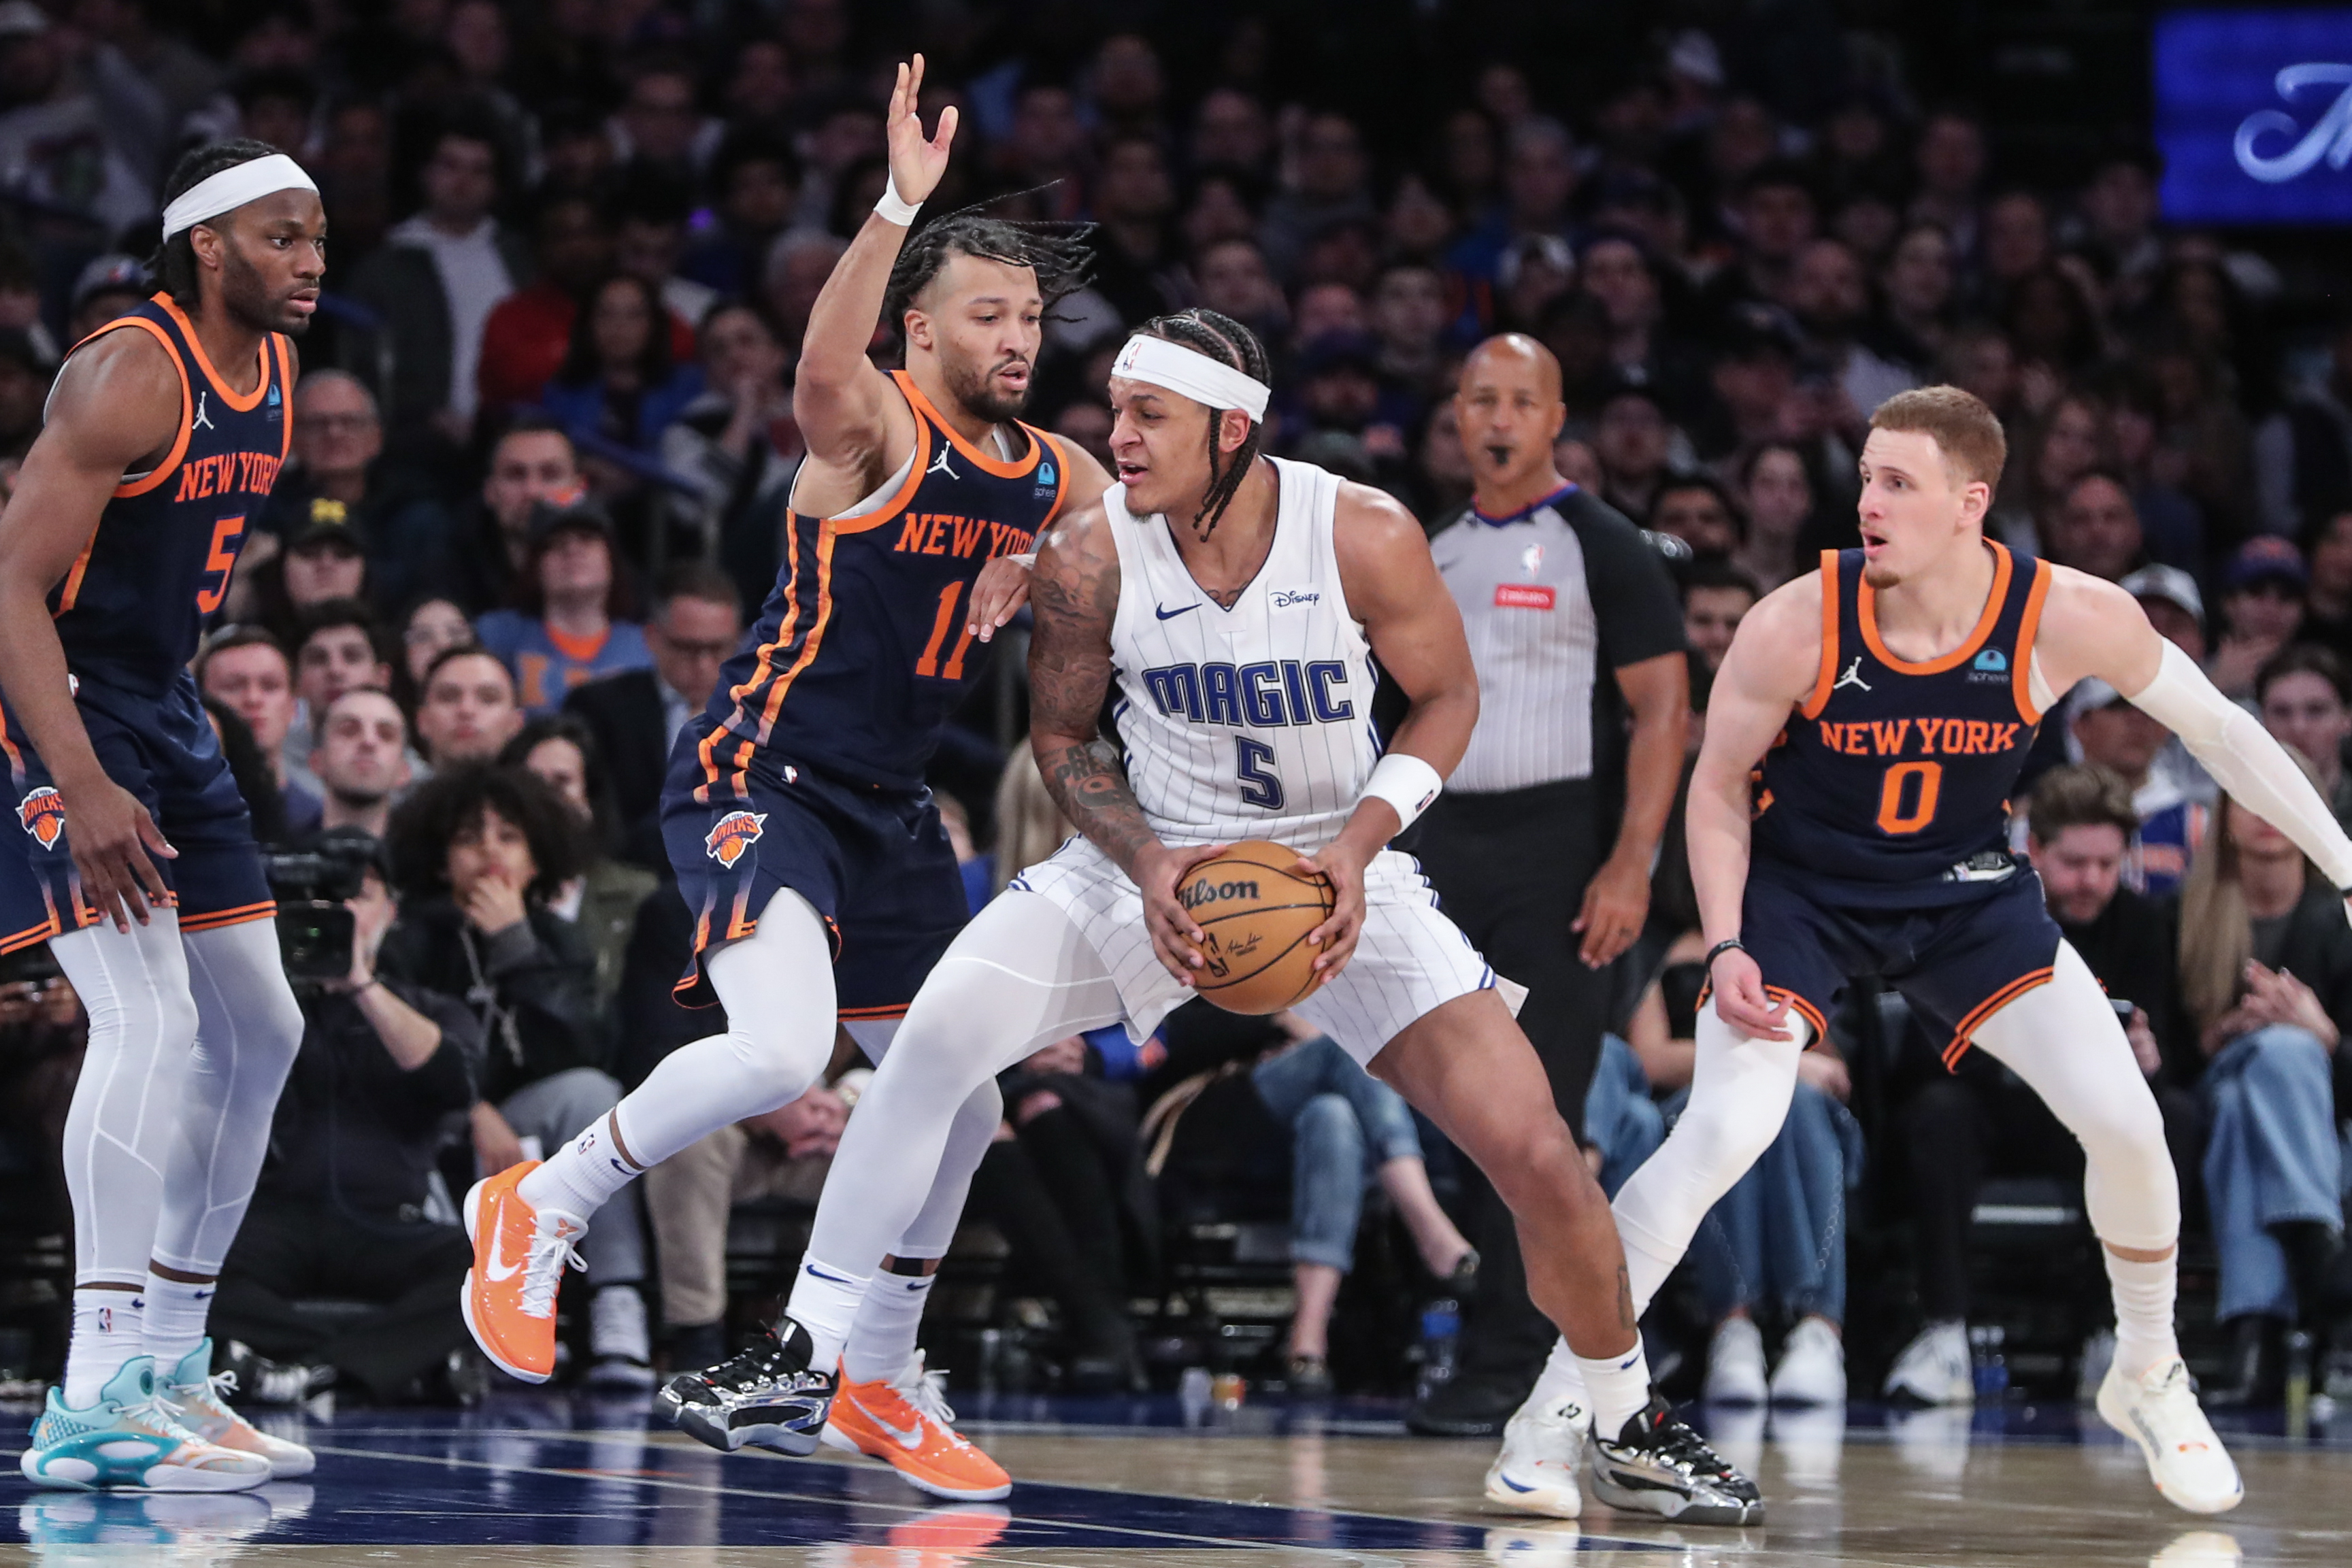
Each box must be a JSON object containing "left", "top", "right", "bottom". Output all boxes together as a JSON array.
[{"left": 2124, "top": 639, "right": 2352, "bottom": 889}]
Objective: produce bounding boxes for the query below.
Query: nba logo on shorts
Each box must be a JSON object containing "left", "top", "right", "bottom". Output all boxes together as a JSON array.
[
  {"left": 18, "top": 788, "right": 63, "bottom": 850},
  {"left": 704, "top": 810, "right": 767, "bottom": 868}
]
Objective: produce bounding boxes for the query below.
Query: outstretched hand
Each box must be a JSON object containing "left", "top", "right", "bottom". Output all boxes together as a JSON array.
[{"left": 885, "top": 54, "right": 958, "bottom": 207}]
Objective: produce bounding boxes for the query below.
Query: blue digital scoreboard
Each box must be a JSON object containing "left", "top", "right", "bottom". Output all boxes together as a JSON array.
[{"left": 2153, "top": 7, "right": 2352, "bottom": 223}]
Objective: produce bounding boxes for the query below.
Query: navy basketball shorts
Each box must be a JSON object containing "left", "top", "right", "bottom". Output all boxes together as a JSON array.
[
  {"left": 1737, "top": 865, "right": 2064, "bottom": 1069},
  {"left": 0, "top": 674, "right": 273, "bottom": 954},
  {"left": 659, "top": 733, "right": 967, "bottom": 1022}
]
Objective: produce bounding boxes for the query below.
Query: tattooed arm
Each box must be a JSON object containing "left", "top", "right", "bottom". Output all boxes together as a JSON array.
[{"left": 1027, "top": 498, "right": 1228, "bottom": 982}]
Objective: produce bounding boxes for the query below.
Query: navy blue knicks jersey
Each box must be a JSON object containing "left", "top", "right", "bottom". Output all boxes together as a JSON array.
[
  {"left": 52, "top": 294, "right": 290, "bottom": 694},
  {"left": 1749, "top": 541, "right": 2052, "bottom": 907},
  {"left": 690, "top": 369, "right": 1069, "bottom": 799}
]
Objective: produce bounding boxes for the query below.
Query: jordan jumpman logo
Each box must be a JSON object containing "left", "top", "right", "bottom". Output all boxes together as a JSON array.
[
  {"left": 191, "top": 390, "right": 214, "bottom": 431},
  {"left": 1834, "top": 656, "right": 1871, "bottom": 694}
]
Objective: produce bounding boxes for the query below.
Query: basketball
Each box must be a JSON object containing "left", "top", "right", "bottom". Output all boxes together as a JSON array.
[{"left": 1178, "top": 841, "right": 1337, "bottom": 1014}]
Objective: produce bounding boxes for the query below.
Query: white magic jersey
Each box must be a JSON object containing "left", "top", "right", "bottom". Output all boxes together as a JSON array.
[
  {"left": 1106, "top": 456, "right": 1378, "bottom": 851},
  {"left": 1012, "top": 456, "right": 1514, "bottom": 1063}
]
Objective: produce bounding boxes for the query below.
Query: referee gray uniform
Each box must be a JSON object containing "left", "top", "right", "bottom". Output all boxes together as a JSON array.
[{"left": 1409, "top": 480, "right": 1684, "bottom": 1428}]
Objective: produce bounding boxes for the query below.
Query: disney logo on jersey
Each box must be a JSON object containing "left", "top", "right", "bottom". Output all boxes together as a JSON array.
[
  {"left": 1968, "top": 647, "right": 2009, "bottom": 684},
  {"left": 17, "top": 788, "right": 64, "bottom": 850},
  {"left": 891, "top": 513, "right": 1036, "bottom": 562},
  {"left": 2234, "top": 63, "right": 2352, "bottom": 184},
  {"left": 1816, "top": 717, "right": 2024, "bottom": 758},
  {"left": 1141, "top": 659, "right": 1356, "bottom": 729},
  {"left": 703, "top": 810, "right": 767, "bottom": 868},
  {"left": 1271, "top": 588, "right": 1321, "bottom": 608}
]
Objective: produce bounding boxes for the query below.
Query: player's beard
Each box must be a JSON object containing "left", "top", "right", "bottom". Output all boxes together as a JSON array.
[
  {"left": 220, "top": 241, "right": 310, "bottom": 336},
  {"left": 942, "top": 350, "right": 1029, "bottom": 424},
  {"left": 1861, "top": 560, "right": 1904, "bottom": 589}
]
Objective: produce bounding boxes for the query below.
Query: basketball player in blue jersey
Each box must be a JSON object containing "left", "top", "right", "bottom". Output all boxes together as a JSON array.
[
  {"left": 7, "top": 141, "right": 322, "bottom": 1492},
  {"left": 1491, "top": 386, "right": 2352, "bottom": 1520},
  {"left": 461, "top": 56, "right": 1109, "bottom": 1500}
]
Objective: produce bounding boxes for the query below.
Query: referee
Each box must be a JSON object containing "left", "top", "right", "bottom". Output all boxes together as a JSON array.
[{"left": 1408, "top": 338, "right": 1689, "bottom": 1435}]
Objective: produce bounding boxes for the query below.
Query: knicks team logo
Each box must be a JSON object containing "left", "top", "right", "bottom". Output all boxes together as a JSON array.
[
  {"left": 18, "top": 788, "right": 64, "bottom": 850},
  {"left": 703, "top": 810, "right": 767, "bottom": 869}
]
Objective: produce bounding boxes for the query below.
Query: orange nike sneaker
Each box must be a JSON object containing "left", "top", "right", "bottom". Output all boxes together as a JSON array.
[
  {"left": 824, "top": 1355, "right": 1010, "bottom": 1501},
  {"left": 461, "top": 1161, "right": 586, "bottom": 1383}
]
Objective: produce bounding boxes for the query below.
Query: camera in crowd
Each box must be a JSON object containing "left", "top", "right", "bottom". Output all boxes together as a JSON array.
[{"left": 263, "top": 831, "right": 380, "bottom": 987}]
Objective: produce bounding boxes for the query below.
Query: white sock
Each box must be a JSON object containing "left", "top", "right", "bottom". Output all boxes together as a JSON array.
[
  {"left": 784, "top": 1254, "right": 873, "bottom": 1373},
  {"left": 1574, "top": 1339, "right": 1653, "bottom": 1439},
  {"left": 142, "top": 1275, "right": 216, "bottom": 1379},
  {"left": 63, "top": 1288, "right": 146, "bottom": 1408},
  {"left": 843, "top": 1269, "right": 935, "bottom": 1385},
  {"left": 1527, "top": 1335, "right": 1592, "bottom": 1416},
  {"left": 519, "top": 1112, "right": 639, "bottom": 1220},
  {"left": 2106, "top": 1250, "right": 2179, "bottom": 1380}
]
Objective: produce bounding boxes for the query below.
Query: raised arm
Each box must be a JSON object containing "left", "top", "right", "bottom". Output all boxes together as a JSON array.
[
  {"left": 0, "top": 331, "right": 185, "bottom": 931},
  {"left": 2037, "top": 566, "right": 2352, "bottom": 895},
  {"left": 1687, "top": 573, "right": 1826, "bottom": 1039},
  {"left": 789, "top": 55, "right": 956, "bottom": 515}
]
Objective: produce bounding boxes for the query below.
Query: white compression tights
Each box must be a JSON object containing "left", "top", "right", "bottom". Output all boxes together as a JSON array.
[
  {"left": 52, "top": 914, "right": 303, "bottom": 1286},
  {"left": 1531, "top": 940, "right": 2179, "bottom": 1410},
  {"left": 788, "top": 893, "right": 1126, "bottom": 1369}
]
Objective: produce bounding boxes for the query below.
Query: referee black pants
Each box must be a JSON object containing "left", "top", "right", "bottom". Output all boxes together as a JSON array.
[{"left": 1410, "top": 778, "right": 1614, "bottom": 1395}]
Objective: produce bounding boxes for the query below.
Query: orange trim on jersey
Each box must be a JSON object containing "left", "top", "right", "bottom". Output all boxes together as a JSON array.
[
  {"left": 2011, "top": 557, "right": 2053, "bottom": 722},
  {"left": 0, "top": 693, "right": 23, "bottom": 777},
  {"left": 178, "top": 900, "right": 278, "bottom": 933},
  {"left": 1690, "top": 979, "right": 1827, "bottom": 1047},
  {"left": 1857, "top": 540, "right": 2012, "bottom": 675},
  {"left": 0, "top": 917, "right": 56, "bottom": 954},
  {"left": 1942, "top": 965, "right": 2055, "bottom": 1070},
  {"left": 838, "top": 1003, "right": 911, "bottom": 1020},
  {"left": 274, "top": 335, "right": 293, "bottom": 463},
  {"left": 1799, "top": 550, "right": 1840, "bottom": 720},
  {"left": 65, "top": 315, "right": 194, "bottom": 507},
  {"left": 895, "top": 369, "right": 1039, "bottom": 478},
  {"left": 1031, "top": 429, "right": 1074, "bottom": 530},
  {"left": 156, "top": 293, "right": 271, "bottom": 411},
  {"left": 544, "top": 623, "right": 611, "bottom": 664}
]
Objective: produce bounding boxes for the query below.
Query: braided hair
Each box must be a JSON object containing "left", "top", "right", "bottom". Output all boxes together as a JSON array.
[
  {"left": 146, "top": 139, "right": 287, "bottom": 306},
  {"left": 884, "top": 205, "right": 1094, "bottom": 336},
  {"left": 1131, "top": 308, "right": 1270, "bottom": 541}
]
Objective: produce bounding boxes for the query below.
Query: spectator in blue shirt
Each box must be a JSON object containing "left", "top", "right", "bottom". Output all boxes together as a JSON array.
[{"left": 476, "top": 500, "right": 651, "bottom": 716}]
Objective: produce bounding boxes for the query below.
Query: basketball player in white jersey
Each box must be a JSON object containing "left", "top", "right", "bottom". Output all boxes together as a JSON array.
[{"left": 672, "top": 307, "right": 1761, "bottom": 1524}]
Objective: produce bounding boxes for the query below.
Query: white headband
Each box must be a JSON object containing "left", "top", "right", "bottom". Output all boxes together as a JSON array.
[
  {"left": 1112, "top": 335, "right": 1270, "bottom": 422},
  {"left": 161, "top": 154, "right": 318, "bottom": 240}
]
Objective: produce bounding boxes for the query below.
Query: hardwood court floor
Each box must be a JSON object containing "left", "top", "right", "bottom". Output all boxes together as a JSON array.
[{"left": 5, "top": 1390, "right": 2349, "bottom": 1565}]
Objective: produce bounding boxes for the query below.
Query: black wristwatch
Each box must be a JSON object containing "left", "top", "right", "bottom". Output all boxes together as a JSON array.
[{"left": 1704, "top": 938, "right": 1746, "bottom": 973}]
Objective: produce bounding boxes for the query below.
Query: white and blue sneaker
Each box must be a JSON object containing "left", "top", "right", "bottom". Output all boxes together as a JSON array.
[
  {"left": 17, "top": 1358, "right": 271, "bottom": 1492},
  {"left": 162, "top": 1339, "right": 316, "bottom": 1479},
  {"left": 1484, "top": 1393, "right": 1590, "bottom": 1518}
]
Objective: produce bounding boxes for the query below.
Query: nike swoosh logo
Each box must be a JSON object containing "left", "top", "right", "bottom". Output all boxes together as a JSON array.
[
  {"left": 874, "top": 1413, "right": 927, "bottom": 1450},
  {"left": 486, "top": 1207, "right": 525, "bottom": 1282},
  {"left": 1155, "top": 603, "right": 1199, "bottom": 620},
  {"left": 1496, "top": 1475, "right": 1536, "bottom": 1492},
  {"left": 805, "top": 1264, "right": 858, "bottom": 1286}
]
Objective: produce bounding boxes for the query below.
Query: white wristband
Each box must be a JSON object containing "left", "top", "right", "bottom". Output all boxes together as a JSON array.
[
  {"left": 1361, "top": 753, "right": 1444, "bottom": 836},
  {"left": 874, "top": 175, "right": 922, "bottom": 227}
]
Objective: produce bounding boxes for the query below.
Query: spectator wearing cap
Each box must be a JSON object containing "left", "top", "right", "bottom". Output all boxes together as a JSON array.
[
  {"left": 2255, "top": 647, "right": 2352, "bottom": 834},
  {"left": 2124, "top": 564, "right": 2208, "bottom": 661},
  {"left": 1593, "top": 380, "right": 1680, "bottom": 521},
  {"left": 2064, "top": 678, "right": 2208, "bottom": 897},
  {"left": 2042, "top": 470, "right": 2144, "bottom": 584},
  {"left": 256, "top": 371, "right": 457, "bottom": 616},
  {"left": 1648, "top": 473, "right": 1742, "bottom": 560},
  {"left": 2210, "top": 537, "right": 2310, "bottom": 702},
  {"left": 2299, "top": 510, "right": 2352, "bottom": 661},
  {"left": 65, "top": 252, "right": 147, "bottom": 342},
  {"left": 475, "top": 501, "right": 651, "bottom": 716},
  {"left": 256, "top": 505, "right": 371, "bottom": 650},
  {"left": 198, "top": 627, "right": 325, "bottom": 838}
]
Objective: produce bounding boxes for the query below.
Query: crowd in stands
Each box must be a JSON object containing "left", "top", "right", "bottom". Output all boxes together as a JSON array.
[{"left": 1, "top": 0, "right": 2349, "bottom": 1413}]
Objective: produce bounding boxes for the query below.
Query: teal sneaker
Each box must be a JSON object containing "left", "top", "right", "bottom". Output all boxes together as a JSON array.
[
  {"left": 17, "top": 1358, "right": 270, "bottom": 1492},
  {"left": 162, "top": 1339, "right": 316, "bottom": 1479}
]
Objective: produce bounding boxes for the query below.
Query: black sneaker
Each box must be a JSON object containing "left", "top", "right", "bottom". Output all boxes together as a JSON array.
[
  {"left": 219, "top": 1339, "right": 335, "bottom": 1406},
  {"left": 659, "top": 1320, "right": 835, "bottom": 1456},
  {"left": 1589, "top": 1392, "right": 1765, "bottom": 1525},
  {"left": 1406, "top": 1365, "right": 1531, "bottom": 1437}
]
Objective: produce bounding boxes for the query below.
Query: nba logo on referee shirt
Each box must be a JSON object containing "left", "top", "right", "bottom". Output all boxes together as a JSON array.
[
  {"left": 18, "top": 788, "right": 63, "bottom": 849},
  {"left": 703, "top": 810, "right": 767, "bottom": 868}
]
